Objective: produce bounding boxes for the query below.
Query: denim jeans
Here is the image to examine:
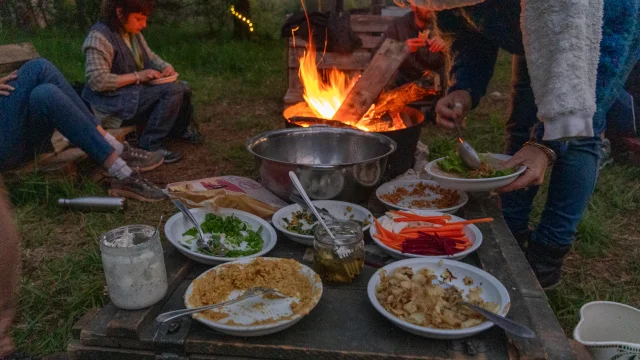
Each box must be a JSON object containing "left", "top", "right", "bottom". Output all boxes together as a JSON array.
[
  {"left": 0, "top": 59, "right": 114, "bottom": 171},
  {"left": 500, "top": 55, "right": 602, "bottom": 247},
  {"left": 123, "top": 81, "right": 187, "bottom": 151}
]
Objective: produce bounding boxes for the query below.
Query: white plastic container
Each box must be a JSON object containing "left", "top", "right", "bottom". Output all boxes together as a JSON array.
[
  {"left": 99, "top": 225, "right": 168, "bottom": 310},
  {"left": 573, "top": 301, "right": 640, "bottom": 360}
]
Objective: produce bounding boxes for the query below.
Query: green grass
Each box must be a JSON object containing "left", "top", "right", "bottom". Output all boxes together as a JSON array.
[{"left": 3, "top": 25, "right": 640, "bottom": 355}]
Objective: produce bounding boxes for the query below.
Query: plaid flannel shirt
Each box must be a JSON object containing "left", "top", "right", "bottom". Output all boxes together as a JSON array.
[{"left": 82, "top": 30, "right": 170, "bottom": 92}]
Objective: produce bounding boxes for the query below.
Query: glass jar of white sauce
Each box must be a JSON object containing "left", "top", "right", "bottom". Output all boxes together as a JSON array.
[{"left": 99, "top": 225, "right": 168, "bottom": 310}]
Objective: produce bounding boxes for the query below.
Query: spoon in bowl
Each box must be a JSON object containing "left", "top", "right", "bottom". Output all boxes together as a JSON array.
[
  {"left": 288, "top": 171, "right": 335, "bottom": 239},
  {"left": 452, "top": 103, "right": 481, "bottom": 169}
]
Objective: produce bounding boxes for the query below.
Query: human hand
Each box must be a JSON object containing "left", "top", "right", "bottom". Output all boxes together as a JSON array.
[
  {"left": 496, "top": 145, "right": 549, "bottom": 193},
  {"left": 405, "top": 38, "right": 428, "bottom": 53},
  {"left": 161, "top": 65, "right": 176, "bottom": 77},
  {"left": 435, "top": 90, "right": 472, "bottom": 129},
  {"left": 137, "top": 69, "right": 161, "bottom": 83},
  {"left": 0, "top": 71, "right": 17, "bottom": 96},
  {"left": 427, "top": 36, "right": 446, "bottom": 53}
]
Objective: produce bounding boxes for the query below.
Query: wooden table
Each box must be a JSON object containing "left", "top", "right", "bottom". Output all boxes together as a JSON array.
[{"left": 68, "top": 193, "right": 578, "bottom": 360}]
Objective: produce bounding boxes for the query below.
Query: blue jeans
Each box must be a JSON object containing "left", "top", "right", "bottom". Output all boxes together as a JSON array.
[
  {"left": 0, "top": 59, "right": 113, "bottom": 171},
  {"left": 123, "top": 81, "right": 187, "bottom": 151},
  {"left": 501, "top": 55, "right": 602, "bottom": 247}
]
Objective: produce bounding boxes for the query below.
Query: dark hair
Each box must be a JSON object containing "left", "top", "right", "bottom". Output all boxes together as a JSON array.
[{"left": 101, "top": 0, "right": 154, "bottom": 30}]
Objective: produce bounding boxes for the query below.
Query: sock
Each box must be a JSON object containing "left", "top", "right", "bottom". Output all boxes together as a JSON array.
[
  {"left": 107, "top": 158, "right": 133, "bottom": 180},
  {"left": 104, "top": 133, "right": 124, "bottom": 156}
]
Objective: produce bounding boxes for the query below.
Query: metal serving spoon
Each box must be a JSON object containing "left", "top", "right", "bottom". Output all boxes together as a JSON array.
[
  {"left": 171, "top": 199, "right": 228, "bottom": 256},
  {"left": 288, "top": 171, "right": 335, "bottom": 239},
  {"left": 452, "top": 102, "right": 481, "bottom": 170},
  {"left": 435, "top": 280, "right": 536, "bottom": 338},
  {"left": 155, "top": 287, "right": 284, "bottom": 323}
]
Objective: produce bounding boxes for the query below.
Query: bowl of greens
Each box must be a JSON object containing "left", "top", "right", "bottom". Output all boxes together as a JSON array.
[
  {"left": 164, "top": 207, "right": 277, "bottom": 265},
  {"left": 425, "top": 153, "right": 526, "bottom": 192},
  {"left": 272, "top": 200, "right": 373, "bottom": 246}
]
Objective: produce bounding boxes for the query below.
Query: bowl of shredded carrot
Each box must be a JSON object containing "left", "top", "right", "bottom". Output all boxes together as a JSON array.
[{"left": 369, "top": 210, "right": 488, "bottom": 261}]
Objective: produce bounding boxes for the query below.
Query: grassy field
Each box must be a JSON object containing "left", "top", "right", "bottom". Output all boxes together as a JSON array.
[{"left": 2, "top": 26, "right": 639, "bottom": 356}]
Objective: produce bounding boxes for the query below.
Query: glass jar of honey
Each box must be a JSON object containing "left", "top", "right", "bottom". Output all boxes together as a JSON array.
[{"left": 313, "top": 220, "right": 365, "bottom": 284}]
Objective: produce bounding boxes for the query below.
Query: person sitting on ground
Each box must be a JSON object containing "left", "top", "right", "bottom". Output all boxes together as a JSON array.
[
  {"left": 0, "top": 58, "right": 166, "bottom": 202},
  {"left": 82, "top": 0, "right": 202, "bottom": 164},
  {"left": 384, "top": 5, "right": 447, "bottom": 89}
]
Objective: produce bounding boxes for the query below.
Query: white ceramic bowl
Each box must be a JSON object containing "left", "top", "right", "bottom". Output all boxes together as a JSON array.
[
  {"left": 573, "top": 301, "right": 640, "bottom": 360},
  {"left": 272, "top": 200, "right": 373, "bottom": 246},
  {"left": 164, "top": 207, "right": 277, "bottom": 265},
  {"left": 367, "top": 258, "right": 511, "bottom": 340},
  {"left": 184, "top": 257, "right": 323, "bottom": 337},
  {"left": 376, "top": 179, "right": 468, "bottom": 214},
  {"left": 369, "top": 210, "right": 482, "bottom": 261},
  {"left": 425, "top": 153, "right": 526, "bottom": 192}
]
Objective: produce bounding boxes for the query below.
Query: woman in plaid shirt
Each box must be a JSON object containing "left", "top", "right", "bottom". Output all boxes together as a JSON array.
[{"left": 82, "top": 0, "right": 200, "bottom": 164}]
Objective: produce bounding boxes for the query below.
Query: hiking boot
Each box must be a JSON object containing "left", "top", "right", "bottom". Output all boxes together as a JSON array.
[
  {"left": 120, "top": 143, "right": 164, "bottom": 172},
  {"left": 512, "top": 228, "right": 531, "bottom": 252},
  {"left": 108, "top": 172, "right": 167, "bottom": 202},
  {"left": 525, "top": 241, "right": 572, "bottom": 291},
  {"left": 156, "top": 148, "right": 183, "bottom": 164}
]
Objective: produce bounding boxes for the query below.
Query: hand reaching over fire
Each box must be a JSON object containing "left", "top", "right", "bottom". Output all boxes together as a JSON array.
[
  {"left": 427, "top": 36, "right": 446, "bottom": 53},
  {"left": 435, "top": 90, "right": 472, "bottom": 129},
  {"left": 406, "top": 38, "right": 428, "bottom": 53}
]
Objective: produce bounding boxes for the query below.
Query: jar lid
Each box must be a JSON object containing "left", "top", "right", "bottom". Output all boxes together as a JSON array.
[{"left": 314, "top": 220, "right": 363, "bottom": 246}]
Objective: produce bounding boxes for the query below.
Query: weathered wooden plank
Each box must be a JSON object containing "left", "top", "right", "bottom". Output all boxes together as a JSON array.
[
  {"left": 68, "top": 340, "right": 156, "bottom": 360},
  {"left": 137, "top": 280, "right": 194, "bottom": 353},
  {"left": 105, "top": 247, "right": 192, "bottom": 338},
  {"left": 466, "top": 193, "right": 577, "bottom": 360},
  {"left": 72, "top": 308, "right": 100, "bottom": 340},
  {"left": 332, "top": 38, "right": 409, "bottom": 122},
  {"left": 288, "top": 48, "right": 371, "bottom": 70},
  {"left": 0, "top": 43, "right": 40, "bottom": 74},
  {"left": 350, "top": 15, "right": 395, "bottom": 33},
  {"left": 283, "top": 88, "right": 304, "bottom": 106},
  {"left": 289, "top": 34, "right": 384, "bottom": 50}
]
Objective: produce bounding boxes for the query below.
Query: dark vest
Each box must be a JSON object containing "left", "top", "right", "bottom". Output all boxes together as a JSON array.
[{"left": 82, "top": 22, "right": 152, "bottom": 120}]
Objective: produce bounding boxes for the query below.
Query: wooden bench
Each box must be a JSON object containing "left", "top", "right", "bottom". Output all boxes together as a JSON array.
[
  {"left": 284, "top": 14, "right": 440, "bottom": 119},
  {"left": 0, "top": 43, "right": 135, "bottom": 178}
]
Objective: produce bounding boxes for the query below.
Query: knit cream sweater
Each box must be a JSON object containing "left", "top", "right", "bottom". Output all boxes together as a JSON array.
[{"left": 409, "top": 0, "right": 603, "bottom": 140}]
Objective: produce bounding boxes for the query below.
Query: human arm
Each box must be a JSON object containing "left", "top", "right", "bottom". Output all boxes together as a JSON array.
[
  {"left": 520, "top": 0, "right": 601, "bottom": 140},
  {"left": 0, "top": 178, "right": 20, "bottom": 358},
  {"left": 434, "top": 10, "right": 499, "bottom": 128},
  {"left": 137, "top": 34, "right": 174, "bottom": 76},
  {"left": 82, "top": 31, "right": 161, "bottom": 92}
]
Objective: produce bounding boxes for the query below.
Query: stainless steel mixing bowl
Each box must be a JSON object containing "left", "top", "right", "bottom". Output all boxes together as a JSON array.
[{"left": 246, "top": 127, "right": 397, "bottom": 202}]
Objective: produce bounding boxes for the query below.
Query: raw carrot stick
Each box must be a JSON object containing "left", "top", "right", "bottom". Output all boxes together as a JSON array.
[{"left": 449, "top": 218, "right": 494, "bottom": 225}]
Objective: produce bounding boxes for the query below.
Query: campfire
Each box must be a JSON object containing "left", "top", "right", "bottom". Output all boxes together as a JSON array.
[{"left": 283, "top": 31, "right": 440, "bottom": 133}]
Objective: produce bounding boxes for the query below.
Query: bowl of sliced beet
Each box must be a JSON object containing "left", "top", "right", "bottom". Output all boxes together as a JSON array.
[{"left": 369, "top": 210, "right": 488, "bottom": 261}]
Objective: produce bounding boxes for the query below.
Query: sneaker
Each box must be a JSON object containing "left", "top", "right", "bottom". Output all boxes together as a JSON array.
[
  {"left": 599, "top": 138, "right": 613, "bottom": 170},
  {"left": 108, "top": 172, "right": 167, "bottom": 202},
  {"left": 120, "top": 143, "right": 164, "bottom": 172},
  {"left": 156, "top": 148, "right": 183, "bottom": 164},
  {"left": 180, "top": 125, "right": 205, "bottom": 145}
]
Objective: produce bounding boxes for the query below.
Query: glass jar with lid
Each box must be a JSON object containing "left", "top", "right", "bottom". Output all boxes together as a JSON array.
[
  {"left": 313, "top": 220, "right": 365, "bottom": 284},
  {"left": 99, "top": 224, "right": 168, "bottom": 310}
]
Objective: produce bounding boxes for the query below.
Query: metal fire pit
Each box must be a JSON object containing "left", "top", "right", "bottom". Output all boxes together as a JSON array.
[{"left": 285, "top": 106, "right": 424, "bottom": 180}]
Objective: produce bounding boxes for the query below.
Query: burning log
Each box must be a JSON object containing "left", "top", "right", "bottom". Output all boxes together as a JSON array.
[
  {"left": 372, "top": 73, "right": 441, "bottom": 117},
  {"left": 332, "top": 38, "right": 409, "bottom": 122}
]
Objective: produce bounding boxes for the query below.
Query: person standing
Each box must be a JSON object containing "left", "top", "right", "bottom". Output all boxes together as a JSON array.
[{"left": 413, "top": 0, "right": 639, "bottom": 289}]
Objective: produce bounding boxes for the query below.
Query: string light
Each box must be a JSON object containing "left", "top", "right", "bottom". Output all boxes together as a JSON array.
[{"left": 230, "top": 5, "right": 254, "bottom": 33}]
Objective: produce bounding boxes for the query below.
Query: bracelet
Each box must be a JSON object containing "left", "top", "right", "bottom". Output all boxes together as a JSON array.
[
  {"left": 134, "top": 72, "right": 140, "bottom": 85},
  {"left": 524, "top": 141, "right": 557, "bottom": 166}
]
